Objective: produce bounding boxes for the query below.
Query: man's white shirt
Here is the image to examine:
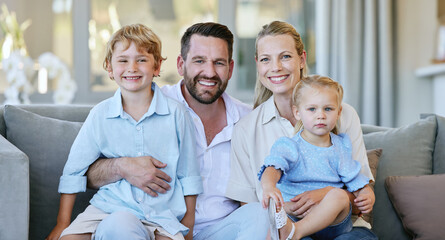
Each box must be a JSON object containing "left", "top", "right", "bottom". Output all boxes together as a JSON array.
[{"left": 161, "top": 80, "right": 251, "bottom": 235}]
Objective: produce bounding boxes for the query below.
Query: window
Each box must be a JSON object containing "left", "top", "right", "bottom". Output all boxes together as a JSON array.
[{"left": 0, "top": 0, "right": 314, "bottom": 105}]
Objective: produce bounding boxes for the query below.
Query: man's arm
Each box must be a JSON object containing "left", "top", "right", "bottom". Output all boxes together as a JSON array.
[{"left": 86, "top": 156, "right": 172, "bottom": 197}]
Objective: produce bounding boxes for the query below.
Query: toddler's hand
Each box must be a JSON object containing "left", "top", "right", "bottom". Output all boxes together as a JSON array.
[{"left": 262, "top": 185, "right": 284, "bottom": 211}]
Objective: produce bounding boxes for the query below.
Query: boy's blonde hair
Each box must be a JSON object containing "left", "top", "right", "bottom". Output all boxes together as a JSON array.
[
  {"left": 253, "top": 20, "right": 308, "bottom": 108},
  {"left": 103, "top": 23, "right": 166, "bottom": 72},
  {"left": 292, "top": 75, "right": 344, "bottom": 134}
]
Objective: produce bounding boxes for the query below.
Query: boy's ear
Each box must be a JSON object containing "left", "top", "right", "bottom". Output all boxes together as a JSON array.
[
  {"left": 154, "top": 60, "right": 162, "bottom": 77},
  {"left": 338, "top": 105, "right": 343, "bottom": 117},
  {"left": 106, "top": 63, "right": 114, "bottom": 80}
]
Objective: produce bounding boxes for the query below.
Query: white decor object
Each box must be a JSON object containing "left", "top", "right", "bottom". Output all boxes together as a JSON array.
[
  {"left": 38, "top": 52, "right": 77, "bottom": 104},
  {"left": 2, "top": 50, "right": 34, "bottom": 104}
]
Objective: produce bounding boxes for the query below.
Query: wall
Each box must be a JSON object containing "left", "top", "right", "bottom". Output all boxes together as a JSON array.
[{"left": 396, "top": 0, "right": 437, "bottom": 126}]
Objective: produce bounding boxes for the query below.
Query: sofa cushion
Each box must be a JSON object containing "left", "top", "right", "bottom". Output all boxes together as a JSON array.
[
  {"left": 433, "top": 114, "right": 445, "bottom": 174},
  {"left": 4, "top": 105, "right": 96, "bottom": 240},
  {"left": 363, "top": 116, "right": 436, "bottom": 240},
  {"left": 385, "top": 174, "right": 445, "bottom": 240}
]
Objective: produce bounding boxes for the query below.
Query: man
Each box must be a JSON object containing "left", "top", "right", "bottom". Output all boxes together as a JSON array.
[{"left": 86, "top": 22, "right": 269, "bottom": 239}]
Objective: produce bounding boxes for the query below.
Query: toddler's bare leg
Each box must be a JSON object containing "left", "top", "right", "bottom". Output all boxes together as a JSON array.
[{"left": 281, "top": 188, "right": 350, "bottom": 240}]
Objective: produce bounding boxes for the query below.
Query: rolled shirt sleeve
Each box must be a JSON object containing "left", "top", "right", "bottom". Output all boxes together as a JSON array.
[
  {"left": 58, "top": 111, "right": 101, "bottom": 194},
  {"left": 176, "top": 107, "right": 203, "bottom": 196}
]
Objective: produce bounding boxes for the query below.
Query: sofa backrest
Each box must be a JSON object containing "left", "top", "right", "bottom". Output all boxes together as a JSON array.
[
  {"left": 362, "top": 115, "right": 438, "bottom": 240},
  {"left": 0, "top": 104, "right": 92, "bottom": 138}
]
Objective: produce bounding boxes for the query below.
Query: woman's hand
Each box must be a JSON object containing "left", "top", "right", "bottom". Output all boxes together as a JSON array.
[
  {"left": 354, "top": 185, "right": 375, "bottom": 214},
  {"left": 284, "top": 186, "right": 332, "bottom": 218}
]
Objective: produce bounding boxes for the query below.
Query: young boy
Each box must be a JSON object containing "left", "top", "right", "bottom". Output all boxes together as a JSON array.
[{"left": 47, "top": 24, "right": 202, "bottom": 240}]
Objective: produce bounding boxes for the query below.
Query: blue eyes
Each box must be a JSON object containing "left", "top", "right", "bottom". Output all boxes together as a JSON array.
[{"left": 307, "top": 107, "right": 334, "bottom": 112}]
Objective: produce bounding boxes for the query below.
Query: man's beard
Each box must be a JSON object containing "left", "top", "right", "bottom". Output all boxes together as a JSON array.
[{"left": 184, "top": 69, "right": 227, "bottom": 104}]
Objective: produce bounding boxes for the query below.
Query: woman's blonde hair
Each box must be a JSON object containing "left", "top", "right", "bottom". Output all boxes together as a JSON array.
[
  {"left": 292, "top": 75, "right": 344, "bottom": 134},
  {"left": 253, "top": 21, "right": 308, "bottom": 108},
  {"left": 103, "top": 24, "right": 166, "bottom": 73}
]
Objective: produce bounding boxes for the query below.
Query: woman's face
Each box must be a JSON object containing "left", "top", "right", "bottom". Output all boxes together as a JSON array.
[{"left": 256, "top": 34, "right": 306, "bottom": 98}]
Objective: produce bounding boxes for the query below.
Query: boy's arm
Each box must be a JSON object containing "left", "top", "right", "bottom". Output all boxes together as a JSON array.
[
  {"left": 181, "top": 195, "right": 197, "bottom": 240},
  {"left": 86, "top": 156, "right": 172, "bottom": 197},
  {"left": 46, "top": 193, "right": 76, "bottom": 240}
]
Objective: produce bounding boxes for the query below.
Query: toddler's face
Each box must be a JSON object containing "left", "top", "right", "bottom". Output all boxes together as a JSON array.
[
  {"left": 108, "top": 41, "right": 160, "bottom": 94},
  {"left": 293, "top": 86, "right": 341, "bottom": 139}
]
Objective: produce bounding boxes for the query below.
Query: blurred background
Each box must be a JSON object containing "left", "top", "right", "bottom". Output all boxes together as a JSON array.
[{"left": 0, "top": 0, "right": 441, "bottom": 127}]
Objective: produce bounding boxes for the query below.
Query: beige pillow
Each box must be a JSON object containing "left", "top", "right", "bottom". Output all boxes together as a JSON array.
[
  {"left": 362, "top": 148, "right": 382, "bottom": 223},
  {"left": 385, "top": 174, "right": 445, "bottom": 240}
]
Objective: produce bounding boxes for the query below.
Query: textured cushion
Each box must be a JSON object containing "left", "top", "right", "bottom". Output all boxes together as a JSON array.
[
  {"left": 363, "top": 116, "right": 436, "bottom": 240},
  {"left": 4, "top": 105, "right": 95, "bottom": 240},
  {"left": 385, "top": 174, "right": 445, "bottom": 240},
  {"left": 362, "top": 148, "right": 382, "bottom": 224}
]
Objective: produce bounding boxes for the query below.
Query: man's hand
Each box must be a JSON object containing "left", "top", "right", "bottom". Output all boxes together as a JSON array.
[
  {"left": 119, "top": 156, "right": 172, "bottom": 197},
  {"left": 87, "top": 156, "right": 172, "bottom": 197},
  {"left": 284, "top": 187, "right": 332, "bottom": 218}
]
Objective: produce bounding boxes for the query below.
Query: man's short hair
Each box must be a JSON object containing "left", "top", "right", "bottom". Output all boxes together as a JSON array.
[{"left": 180, "top": 22, "right": 233, "bottom": 61}]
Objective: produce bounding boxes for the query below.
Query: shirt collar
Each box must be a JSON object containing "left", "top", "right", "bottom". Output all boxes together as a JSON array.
[
  {"left": 106, "top": 83, "right": 170, "bottom": 119},
  {"left": 174, "top": 79, "right": 241, "bottom": 124},
  {"left": 262, "top": 96, "right": 279, "bottom": 125}
]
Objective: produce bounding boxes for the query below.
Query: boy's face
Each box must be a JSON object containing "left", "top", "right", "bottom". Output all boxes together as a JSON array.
[
  {"left": 177, "top": 35, "right": 234, "bottom": 104},
  {"left": 108, "top": 41, "right": 161, "bottom": 95}
]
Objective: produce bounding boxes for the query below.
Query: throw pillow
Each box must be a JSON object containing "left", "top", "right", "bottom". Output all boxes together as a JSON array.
[
  {"left": 361, "top": 148, "right": 382, "bottom": 224},
  {"left": 363, "top": 116, "right": 436, "bottom": 240},
  {"left": 385, "top": 174, "right": 445, "bottom": 240},
  {"left": 4, "top": 105, "right": 96, "bottom": 240}
]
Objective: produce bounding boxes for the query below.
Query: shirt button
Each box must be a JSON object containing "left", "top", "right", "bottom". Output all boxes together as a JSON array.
[
  {"left": 138, "top": 152, "right": 142, "bottom": 156},
  {"left": 138, "top": 197, "right": 143, "bottom": 202},
  {"left": 145, "top": 214, "right": 150, "bottom": 219},
  {"left": 136, "top": 126, "right": 141, "bottom": 131}
]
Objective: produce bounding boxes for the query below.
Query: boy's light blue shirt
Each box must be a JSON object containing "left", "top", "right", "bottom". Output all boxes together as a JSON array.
[{"left": 58, "top": 83, "right": 203, "bottom": 235}]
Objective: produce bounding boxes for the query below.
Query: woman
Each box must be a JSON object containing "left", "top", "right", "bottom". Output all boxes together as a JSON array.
[{"left": 226, "top": 21, "right": 377, "bottom": 240}]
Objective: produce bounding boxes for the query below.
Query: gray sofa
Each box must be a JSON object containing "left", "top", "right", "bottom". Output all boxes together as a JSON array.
[{"left": 1, "top": 104, "right": 444, "bottom": 240}]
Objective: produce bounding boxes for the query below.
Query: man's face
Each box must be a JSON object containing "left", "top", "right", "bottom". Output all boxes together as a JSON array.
[{"left": 177, "top": 35, "right": 234, "bottom": 104}]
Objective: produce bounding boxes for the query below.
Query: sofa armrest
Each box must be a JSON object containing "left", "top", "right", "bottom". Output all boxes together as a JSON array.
[{"left": 0, "top": 135, "right": 29, "bottom": 240}]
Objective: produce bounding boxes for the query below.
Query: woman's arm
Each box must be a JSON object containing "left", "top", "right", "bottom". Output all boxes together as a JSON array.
[{"left": 339, "top": 103, "right": 374, "bottom": 181}]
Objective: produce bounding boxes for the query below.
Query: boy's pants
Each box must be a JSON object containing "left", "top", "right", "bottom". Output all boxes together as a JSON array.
[{"left": 60, "top": 205, "right": 184, "bottom": 240}]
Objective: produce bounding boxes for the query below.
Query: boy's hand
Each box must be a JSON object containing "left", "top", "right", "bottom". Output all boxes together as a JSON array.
[
  {"left": 354, "top": 185, "right": 375, "bottom": 214},
  {"left": 262, "top": 184, "right": 284, "bottom": 211},
  {"left": 119, "top": 156, "right": 172, "bottom": 197},
  {"left": 46, "top": 222, "right": 69, "bottom": 240}
]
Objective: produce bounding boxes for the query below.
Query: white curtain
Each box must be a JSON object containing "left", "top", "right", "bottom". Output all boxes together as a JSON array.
[{"left": 315, "top": 0, "right": 395, "bottom": 127}]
